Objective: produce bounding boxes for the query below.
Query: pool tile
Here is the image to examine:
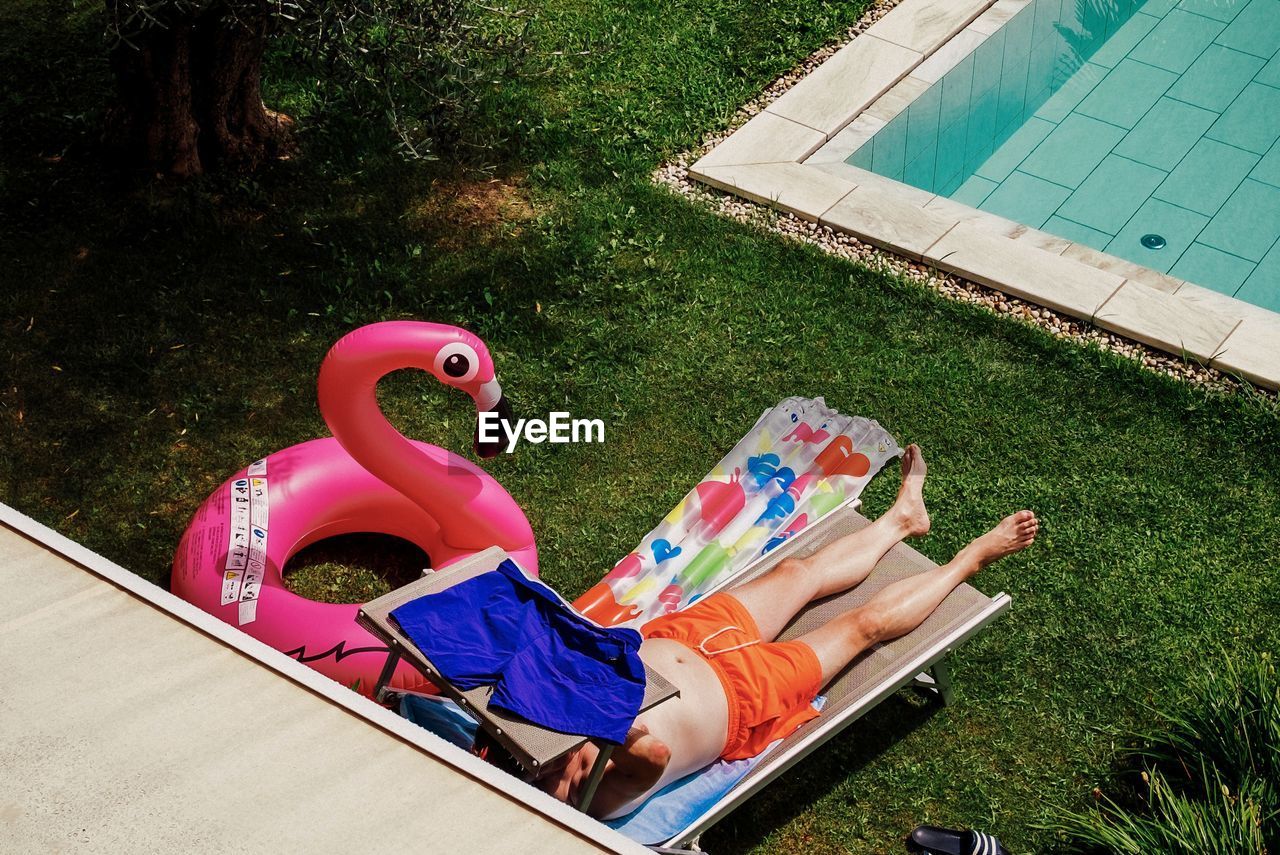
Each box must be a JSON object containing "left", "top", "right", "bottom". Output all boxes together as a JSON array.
[
  {"left": 1034, "top": 63, "right": 1106, "bottom": 123},
  {"left": 1206, "top": 83, "right": 1280, "bottom": 154},
  {"left": 976, "top": 116, "right": 1056, "bottom": 181},
  {"left": 1002, "top": 3, "right": 1037, "bottom": 58},
  {"left": 1154, "top": 138, "right": 1259, "bottom": 214},
  {"left": 1251, "top": 141, "right": 1280, "bottom": 187},
  {"left": 934, "top": 120, "right": 970, "bottom": 190},
  {"left": 1177, "top": 0, "right": 1250, "bottom": 22},
  {"left": 1045, "top": 215, "right": 1115, "bottom": 247},
  {"left": 1025, "top": 33, "right": 1061, "bottom": 105},
  {"left": 951, "top": 174, "right": 1000, "bottom": 207},
  {"left": 972, "top": 29, "right": 1006, "bottom": 98},
  {"left": 1130, "top": 10, "right": 1225, "bottom": 73},
  {"left": 965, "top": 88, "right": 1001, "bottom": 171},
  {"left": 1106, "top": 198, "right": 1209, "bottom": 271},
  {"left": 849, "top": 142, "right": 875, "bottom": 170},
  {"left": 1113, "top": 97, "right": 1218, "bottom": 170},
  {"left": 904, "top": 143, "right": 939, "bottom": 191},
  {"left": 1236, "top": 241, "right": 1280, "bottom": 311},
  {"left": 1198, "top": 179, "right": 1280, "bottom": 260},
  {"left": 1234, "top": 280, "right": 1280, "bottom": 313},
  {"left": 1166, "top": 44, "right": 1266, "bottom": 111},
  {"left": 1032, "top": 0, "right": 1063, "bottom": 46},
  {"left": 871, "top": 112, "right": 909, "bottom": 180},
  {"left": 1169, "top": 243, "right": 1257, "bottom": 293},
  {"left": 1057, "top": 154, "right": 1167, "bottom": 232},
  {"left": 1077, "top": 60, "right": 1178, "bottom": 129},
  {"left": 939, "top": 53, "right": 977, "bottom": 130},
  {"left": 1021, "top": 113, "right": 1127, "bottom": 187},
  {"left": 906, "top": 85, "right": 943, "bottom": 160},
  {"left": 1091, "top": 12, "right": 1158, "bottom": 67},
  {"left": 979, "top": 170, "right": 1073, "bottom": 227},
  {"left": 995, "top": 12, "right": 1036, "bottom": 130},
  {"left": 996, "top": 73, "right": 1029, "bottom": 136},
  {"left": 1079, "top": 0, "right": 1131, "bottom": 51},
  {"left": 1215, "top": 0, "right": 1280, "bottom": 57},
  {"left": 938, "top": 171, "right": 966, "bottom": 196},
  {"left": 1138, "top": 0, "right": 1181, "bottom": 16},
  {"left": 1259, "top": 51, "right": 1280, "bottom": 86}
]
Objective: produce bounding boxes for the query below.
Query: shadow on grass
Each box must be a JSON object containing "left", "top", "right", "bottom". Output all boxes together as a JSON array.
[
  {"left": 702, "top": 692, "right": 942, "bottom": 854},
  {"left": 0, "top": 1, "right": 646, "bottom": 584},
  {"left": 284, "top": 533, "right": 430, "bottom": 604}
]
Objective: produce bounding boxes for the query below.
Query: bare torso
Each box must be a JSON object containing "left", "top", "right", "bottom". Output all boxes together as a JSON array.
[{"left": 538, "top": 637, "right": 730, "bottom": 819}]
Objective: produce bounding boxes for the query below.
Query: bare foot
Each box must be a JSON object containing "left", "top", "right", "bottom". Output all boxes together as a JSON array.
[
  {"left": 890, "top": 444, "right": 930, "bottom": 537},
  {"left": 960, "top": 510, "right": 1038, "bottom": 572}
]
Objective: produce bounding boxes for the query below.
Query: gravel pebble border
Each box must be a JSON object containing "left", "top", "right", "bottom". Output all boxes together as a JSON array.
[{"left": 653, "top": 0, "right": 1276, "bottom": 404}]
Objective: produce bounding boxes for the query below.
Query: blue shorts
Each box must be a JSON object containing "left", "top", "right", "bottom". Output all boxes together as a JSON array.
[{"left": 390, "top": 559, "right": 646, "bottom": 744}]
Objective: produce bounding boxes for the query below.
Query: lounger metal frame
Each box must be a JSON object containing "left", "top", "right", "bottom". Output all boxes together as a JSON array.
[
  {"left": 356, "top": 547, "right": 680, "bottom": 813},
  {"left": 358, "top": 501, "right": 1008, "bottom": 852},
  {"left": 658, "top": 502, "right": 1010, "bottom": 850}
]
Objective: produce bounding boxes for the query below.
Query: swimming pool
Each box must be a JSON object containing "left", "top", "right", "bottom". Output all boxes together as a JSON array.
[
  {"left": 846, "top": 0, "right": 1280, "bottom": 312},
  {"left": 688, "top": 0, "right": 1280, "bottom": 389}
]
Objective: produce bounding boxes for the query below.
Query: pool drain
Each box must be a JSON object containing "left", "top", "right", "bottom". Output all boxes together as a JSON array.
[{"left": 1141, "top": 233, "right": 1167, "bottom": 250}]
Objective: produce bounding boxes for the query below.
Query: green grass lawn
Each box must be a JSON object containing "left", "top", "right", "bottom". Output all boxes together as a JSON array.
[{"left": 3, "top": 1, "right": 1279, "bottom": 852}]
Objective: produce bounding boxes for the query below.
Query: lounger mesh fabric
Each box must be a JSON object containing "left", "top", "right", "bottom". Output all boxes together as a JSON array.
[
  {"left": 719, "top": 506, "right": 993, "bottom": 795},
  {"left": 359, "top": 510, "right": 1008, "bottom": 847},
  {"left": 654, "top": 504, "right": 1005, "bottom": 846}
]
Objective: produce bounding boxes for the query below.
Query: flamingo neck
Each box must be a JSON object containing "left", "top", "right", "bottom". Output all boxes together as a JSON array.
[{"left": 316, "top": 326, "right": 526, "bottom": 553}]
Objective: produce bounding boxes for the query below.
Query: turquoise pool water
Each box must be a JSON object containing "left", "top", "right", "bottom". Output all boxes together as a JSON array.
[{"left": 848, "top": 0, "right": 1280, "bottom": 312}]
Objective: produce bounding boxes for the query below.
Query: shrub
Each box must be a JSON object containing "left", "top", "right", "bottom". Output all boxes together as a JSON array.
[{"left": 1048, "top": 652, "right": 1279, "bottom": 854}]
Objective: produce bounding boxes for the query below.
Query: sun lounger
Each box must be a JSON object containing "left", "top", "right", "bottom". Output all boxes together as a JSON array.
[
  {"left": 656, "top": 501, "right": 1010, "bottom": 850},
  {"left": 355, "top": 547, "right": 681, "bottom": 813},
  {"left": 359, "top": 504, "right": 1009, "bottom": 850}
]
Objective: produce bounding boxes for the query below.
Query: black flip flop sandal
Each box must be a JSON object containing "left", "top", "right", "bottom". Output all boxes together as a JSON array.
[{"left": 907, "top": 825, "right": 1008, "bottom": 855}]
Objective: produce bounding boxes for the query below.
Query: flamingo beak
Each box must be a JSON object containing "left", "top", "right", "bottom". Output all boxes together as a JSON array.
[{"left": 474, "top": 379, "right": 512, "bottom": 459}]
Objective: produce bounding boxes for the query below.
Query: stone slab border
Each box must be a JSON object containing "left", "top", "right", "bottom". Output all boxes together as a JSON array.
[
  {"left": 689, "top": 0, "right": 1280, "bottom": 390},
  {"left": 0, "top": 502, "right": 648, "bottom": 855}
]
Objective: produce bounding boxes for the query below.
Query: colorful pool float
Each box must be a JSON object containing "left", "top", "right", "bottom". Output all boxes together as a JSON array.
[
  {"left": 172, "top": 321, "right": 537, "bottom": 694},
  {"left": 574, "top": 397, "right": 900, "bottom": 626}
]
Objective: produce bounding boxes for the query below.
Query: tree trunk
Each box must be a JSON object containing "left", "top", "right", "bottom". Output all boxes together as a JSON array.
[{"left": 105, "top": 2, "right": 292, "bottom": 178}]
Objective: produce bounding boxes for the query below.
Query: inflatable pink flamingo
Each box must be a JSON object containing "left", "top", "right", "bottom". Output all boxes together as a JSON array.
[{"left": 172, "top": 321, "right": 537, "bottom": 695}]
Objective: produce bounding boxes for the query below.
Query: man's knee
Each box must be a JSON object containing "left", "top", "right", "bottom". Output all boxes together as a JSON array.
[
  {"left": 771, "top": 557, "right": 807, "bottom": 581},
  {"left": 846, "top": 605, "right": 886, "bottom": 646}
]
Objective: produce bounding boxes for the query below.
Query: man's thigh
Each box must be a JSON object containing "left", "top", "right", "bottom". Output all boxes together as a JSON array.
[{"left": 724, "top": 558, "right": 816, "bottom": 642}]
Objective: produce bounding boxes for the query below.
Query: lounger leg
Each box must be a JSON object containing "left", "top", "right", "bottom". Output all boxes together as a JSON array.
[
  {"left": 931, "top": 660, "right": 953, "bottom": 706},
  {"left": 911, "top": 660, "right": 954, "bottom": 706},
  {"left": 373, "top": 650, "right": 401, "bottom": 704},
  {"left": 576, "top": 744, "right": 614, "bottom": 814}
]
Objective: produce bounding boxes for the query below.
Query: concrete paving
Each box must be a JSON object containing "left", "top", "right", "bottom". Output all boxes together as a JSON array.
[{"left": 0, "top": 510, "right": 637, "bottom": 854}]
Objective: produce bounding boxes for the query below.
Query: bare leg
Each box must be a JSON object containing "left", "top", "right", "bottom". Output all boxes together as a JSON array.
[
  {"left": 800, "top": 510, "right": 1038, "bottom": 683},
  {"left": 730, "top": 444, "right": 931, "bottom": 642}
]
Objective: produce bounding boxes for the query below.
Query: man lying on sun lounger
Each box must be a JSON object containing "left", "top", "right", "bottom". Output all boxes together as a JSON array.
[{"left": 538, "top": 445, "right": 1038, "bottom": 819}]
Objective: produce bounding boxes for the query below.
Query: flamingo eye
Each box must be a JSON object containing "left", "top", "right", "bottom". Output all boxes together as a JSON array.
[{"left": 434, "top": 342, "right": 480, "bottom": 384}]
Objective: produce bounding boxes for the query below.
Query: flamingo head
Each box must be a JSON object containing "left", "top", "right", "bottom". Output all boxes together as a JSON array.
[
  {"left": 425, "top": 327, "right": 513, "bottom": 460},
  {"left": 318, "top": 321, "right": 516, "bottom": 461}
]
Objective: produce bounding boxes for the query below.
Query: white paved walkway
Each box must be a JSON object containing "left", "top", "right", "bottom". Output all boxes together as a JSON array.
[{"left": 0, "top": 507, "right": 639, "bottom": 854}]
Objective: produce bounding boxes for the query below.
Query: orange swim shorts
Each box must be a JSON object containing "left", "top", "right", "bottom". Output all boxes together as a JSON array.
[{"left": 641, "top": 592, "right": 823, "bottom": 761}]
